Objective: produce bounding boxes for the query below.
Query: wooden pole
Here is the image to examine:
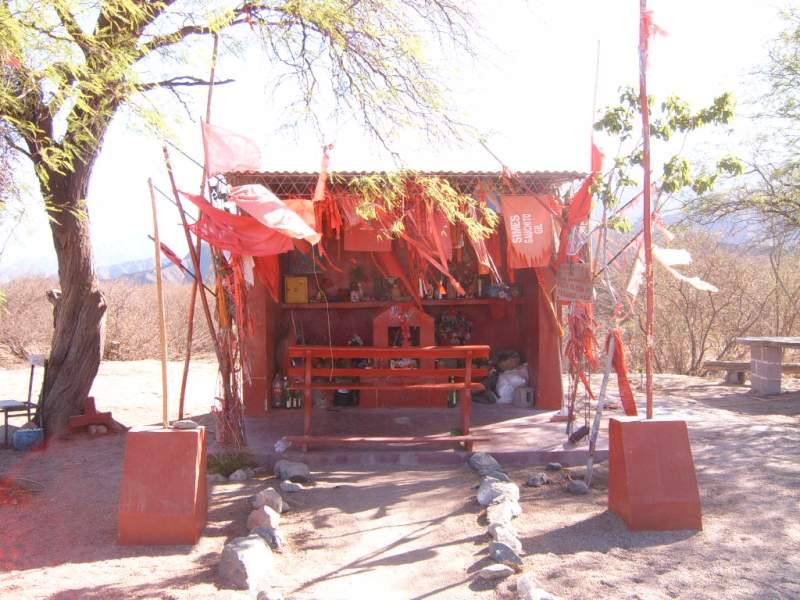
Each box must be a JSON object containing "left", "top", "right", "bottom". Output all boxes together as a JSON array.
[
  {"left": 148, "top": 178, "right": 170, "bottom": 429},
  {"left": 639, "top": 0, "right": 655, "bottom": 419},
  {"left": 585, "top": 334, "right": 615, "bottom": 487},
  {"left": 178, "top": 32, "right": 220, "bottom": 420}
]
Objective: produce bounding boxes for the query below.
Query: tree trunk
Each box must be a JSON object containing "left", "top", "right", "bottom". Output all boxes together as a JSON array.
[{"left": 39, "top": 166, "right": 107, "bottom": 437}]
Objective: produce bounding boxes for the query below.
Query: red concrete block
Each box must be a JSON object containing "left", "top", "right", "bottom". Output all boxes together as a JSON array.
[
  {"left": 118, "top": 427, "right": 208, "bottom": 545},
  {"left": 608, "top": 417, "right": 702, "bottom": 531}
]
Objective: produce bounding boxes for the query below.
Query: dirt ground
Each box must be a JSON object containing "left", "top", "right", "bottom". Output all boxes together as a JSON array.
[{"left": 1, "top": 361, "right": 799, "bottom": 599}]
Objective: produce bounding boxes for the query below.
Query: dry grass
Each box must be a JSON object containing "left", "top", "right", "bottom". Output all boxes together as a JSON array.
[{"left": 0, "top": 277, "right": 214, "bottom": 367}]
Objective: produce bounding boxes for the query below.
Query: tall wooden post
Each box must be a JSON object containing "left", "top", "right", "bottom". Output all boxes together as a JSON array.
[
  {"left": 148, "top": 178, "right": 170, "bottom": 429},
  {"left": 179, "top": 32, "right": 220, "bottom": 420},
  {"left": 639, "top": 0, "right": 654, "bottom": 419}
]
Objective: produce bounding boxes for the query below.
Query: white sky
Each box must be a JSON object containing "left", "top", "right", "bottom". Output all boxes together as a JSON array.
[{"left": 0, "top": 0, "right": 787, "bottom": 279}]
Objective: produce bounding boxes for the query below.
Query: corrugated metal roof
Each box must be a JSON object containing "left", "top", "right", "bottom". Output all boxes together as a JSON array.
[{"left": 225, "top": 170, "right": 585, "bottom": 198}]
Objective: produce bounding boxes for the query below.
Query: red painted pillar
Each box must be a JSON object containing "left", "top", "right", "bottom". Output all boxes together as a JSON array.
[
  {"left": 243, "top": 279, "right": 269, "bottom": 416},
  {"left": 536, "top": 280, "right": 563, "bottom": 410}
]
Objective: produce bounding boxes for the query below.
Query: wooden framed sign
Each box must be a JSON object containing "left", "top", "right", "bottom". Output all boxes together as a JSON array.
[
  {"left": 556, "top": 262, "right": 593, "bottom": 303},
  {"left": 284, "top": 275, "right": 309, "bottom": 304}
]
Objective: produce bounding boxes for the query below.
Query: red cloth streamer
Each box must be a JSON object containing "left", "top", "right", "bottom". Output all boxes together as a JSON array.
[
  {"left": 201, "top": 121, "right": 262, "bottom": 177},
  {"left": 555, "top": 143, "right": 604, "bottom": 266},
  {"left": 501, "top": 195, "right": 554, "bottom": 269},
  {"left": 253, "top": 255, "right": 281, "bottom": 302},
  {"left": 180, "top": 191, "right": 294, "bottom": 256},
  {"left": 641, "top": 10, "right": 667, "bottom": 64},
  {"left": 607, "top": 328, "right": 638, "bottom": 416},
  {"left": 158, "top": 241, "right": 184, "bottom": 270}
]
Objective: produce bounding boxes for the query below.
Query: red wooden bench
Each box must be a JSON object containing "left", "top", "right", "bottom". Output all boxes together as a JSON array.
[{"left": 286, "top": 345, "right": 491, "bottom": 451}]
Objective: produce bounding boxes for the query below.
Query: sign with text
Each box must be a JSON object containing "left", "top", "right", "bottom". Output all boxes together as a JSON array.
[
  {"left": 556, "top": 262, "right": 593, "bottom": 302},
  {"left": 500, "top": 195, "right": 554, "bottom": 268}
]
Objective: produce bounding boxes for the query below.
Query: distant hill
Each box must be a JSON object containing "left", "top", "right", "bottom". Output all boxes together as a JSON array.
[{"left": 97, "top": 243, "right": 214, "bottom": 284}]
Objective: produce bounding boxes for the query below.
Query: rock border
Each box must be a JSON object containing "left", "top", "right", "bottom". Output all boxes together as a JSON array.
[
  {"left": 468, "top": 452, "right": 562, "bottom": 599},
  {"left": 215, "top": 459, "right": 313, "bottom": 600}
]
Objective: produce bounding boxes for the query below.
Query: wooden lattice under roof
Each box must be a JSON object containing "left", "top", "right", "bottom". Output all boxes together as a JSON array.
[{"left": 225, "top": 170, "right": 585, "bottom": 199}]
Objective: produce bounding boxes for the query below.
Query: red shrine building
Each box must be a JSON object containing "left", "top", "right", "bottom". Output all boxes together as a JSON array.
[{"left": 225, "top": 170, "right": 582, "bottom": 418}]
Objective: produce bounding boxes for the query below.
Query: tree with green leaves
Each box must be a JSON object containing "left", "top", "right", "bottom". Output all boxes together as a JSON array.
[
  {"left": 591, "top": 87, "right": 743, "bottom": 349},
  {"left": 0, "top": 0, "right": 477, "bottom": 434}
]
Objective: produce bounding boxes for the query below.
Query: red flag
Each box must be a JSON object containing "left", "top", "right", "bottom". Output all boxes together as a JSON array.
[
  {"left": 229, "top": 184, "right": 321, "bottom": 244},
  {"left": 180, "top": 191, "right": 294, "bottom": 256},
  {"left": 500, "top": 195, "right": 554, "bottom": 268},
  {"left": 201, "top": 120, "right": 262, "bottom": 177}
]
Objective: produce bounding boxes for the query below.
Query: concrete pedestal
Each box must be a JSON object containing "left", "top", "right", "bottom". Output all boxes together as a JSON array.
[
  {"left": 608, "top": 417, "right": 702, "bottom": 531},
  {"left": 118, "top": 427, "right": 208, "bottom": 545},
  {"left": 750, "top": 344, "right": 783, "bottom": 395}
]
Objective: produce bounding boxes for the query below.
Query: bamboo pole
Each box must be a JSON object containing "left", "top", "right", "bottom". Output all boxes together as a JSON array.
[
  {"left": 178, "top": 32, "right": 220, "bottom": 420},
  {"left": 639, "top": 0, "right": 655, "bottom": 419},
  {"left": 148, "top": 178, "right": 170, "bottom": 429}
]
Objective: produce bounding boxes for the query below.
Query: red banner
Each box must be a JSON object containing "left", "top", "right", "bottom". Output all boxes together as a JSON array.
[{"left": 500, "top": 195, "right": 554, "bottom": 268}]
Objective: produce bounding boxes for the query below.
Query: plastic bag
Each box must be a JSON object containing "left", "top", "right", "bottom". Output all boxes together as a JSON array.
[{"left": 496, "top": 363, "right": 529, "bottom": 404}]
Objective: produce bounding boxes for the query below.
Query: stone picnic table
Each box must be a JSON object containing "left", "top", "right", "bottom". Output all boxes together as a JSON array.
[{"left": 736, "top": 336, "right": 800, "bottom": 395}]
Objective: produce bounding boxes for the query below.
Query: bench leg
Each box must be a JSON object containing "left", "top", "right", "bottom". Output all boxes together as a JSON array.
[
  {"left": 461, "top": 389, "right": 473, "bottom": 452},
  {"left": 302, "top": 390, "right": 312, "bottom": 453}
]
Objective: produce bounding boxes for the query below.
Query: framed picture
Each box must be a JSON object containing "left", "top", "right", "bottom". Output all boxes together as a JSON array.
[{"left": 284, "top": 276, "right": 309, "bottom": 304}]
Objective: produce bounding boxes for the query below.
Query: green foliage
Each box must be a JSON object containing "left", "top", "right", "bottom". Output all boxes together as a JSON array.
[
  {"left": 207, "top": 450, "right": 258, "bottom": 477},
  {"left": 593, "top": 86, "right": 740, "bottom": 211},
  {"left": 348, "top": 171, "right": 500, "bottom": 241},
  {"left": 1, "top": 0, "right": 477, "bottom": 207}
]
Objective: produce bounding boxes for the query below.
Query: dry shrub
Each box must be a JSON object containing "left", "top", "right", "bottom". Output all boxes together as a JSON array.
[
  {"left": 102, "top": 279, "right": 214, "bottom": 361},
  {"left": 0, "top": 278, "right": 214, "bottom": 366},
  {"left": 0, "top": 277, "right": 56, "bottom": 363}
]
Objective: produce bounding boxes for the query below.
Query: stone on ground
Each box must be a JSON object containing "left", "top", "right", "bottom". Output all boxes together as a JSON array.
[
  {"left": 469, "top": 452, "right": 503, "bottom": 475},
  {"left": 477, "top": 479, "right": 520, "bottom": 507},
  {"left": 273, "top": 459, "right": 310, "bottom": 482},
  {"left": 489, "top": 541, "right": 523, "bottom": 572},
  {"left": 247, "top": 506, "right": 281, "bottom": 530},
  {"left": 484, "top": 470, "right": 511, "bottom": 483},
  {"left": 172, "top": 419, "right": 199, "bottom": 429},
  {"left": 567, "top": 480, "right": 589, "bottom": 495},
  {"left": 218, "top": 534, "right": 274, "bottom": 592},
  {"left": 256, "top": 590, "right": 284, "bottom": 600},
  {"left": 252, "top": 526, "right": 285, "bottom": 551},
  {"left": 208, "top": 473, "right": 228, "bottom": 484},
  {"left": 517, "top": 574, "right": 562, "bottom": 600},
  {"left": 492, "top": 527, "right": 523, "bottom": 554},
  {"left": 252, "top": 488, "right": 284, "bottom": 513},
  {"left": 488, "top": 522, "right": 517, "bottom": 539},
  {"left": 279, "top": 480, "right": 305, "bottom": 493},
  {"left": 229, "top": 468, "right": 254, "bottom": 482},
  {"left": 487, "top": 499, "right": 522, "bottom": 527},
  {"left": 526, "top": 473, "right": 548, "bottom": 487},
  {"left": 478, "top": 563, "right": 515, "bottom": 581},
  {"left": 545, "top": 462, "right": 562, "bottom": 471}
]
